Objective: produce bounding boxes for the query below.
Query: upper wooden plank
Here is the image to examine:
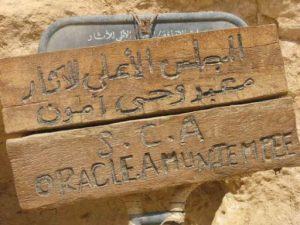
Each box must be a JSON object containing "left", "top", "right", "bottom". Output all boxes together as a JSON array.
[
  {"left": 6, "top": 97, "right": 300, "bottom": 210},
  {"left": 0, "top": 25, "right": 286, "bottom": 133}
]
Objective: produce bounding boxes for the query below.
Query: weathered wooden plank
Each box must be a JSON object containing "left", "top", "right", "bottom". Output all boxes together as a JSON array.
[
  {"left": 0, "top": 25, "right": 286, "bottom": 134},
  {"left": 6, "top": 97, "right": 300, "bottom": 210}
]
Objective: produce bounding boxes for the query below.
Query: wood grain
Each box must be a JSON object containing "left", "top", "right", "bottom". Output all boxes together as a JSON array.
[
  {"left": 6, "top": 97, "right": 300, "bottom": 210},
  {"left": 0, "top": 24, "right": 286, "bottom": 133}
]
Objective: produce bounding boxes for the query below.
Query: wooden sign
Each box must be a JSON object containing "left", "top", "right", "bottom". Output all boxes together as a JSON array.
[
  {"left": 6, "top": 97, "right": 300, "bottom": 210},
  {"left": 0, "top": 24, "right": 286, "bottom": 134}
]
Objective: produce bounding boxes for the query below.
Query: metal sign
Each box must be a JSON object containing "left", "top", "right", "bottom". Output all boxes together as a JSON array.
[{"left": 38, "top": 11, "right": 247, "bottom": 52}]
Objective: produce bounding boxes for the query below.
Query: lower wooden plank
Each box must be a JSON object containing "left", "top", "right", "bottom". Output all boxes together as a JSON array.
[{"left": 6, "top": 97, "right": 300, "bottom": 210}]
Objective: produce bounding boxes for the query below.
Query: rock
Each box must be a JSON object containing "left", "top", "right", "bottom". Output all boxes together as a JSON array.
[
  {"left": 280, "top": 40, "right": 300, "bottom": 94},
  {"left": 212, "top": 168, "right": 300, "bottom": 225}
]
